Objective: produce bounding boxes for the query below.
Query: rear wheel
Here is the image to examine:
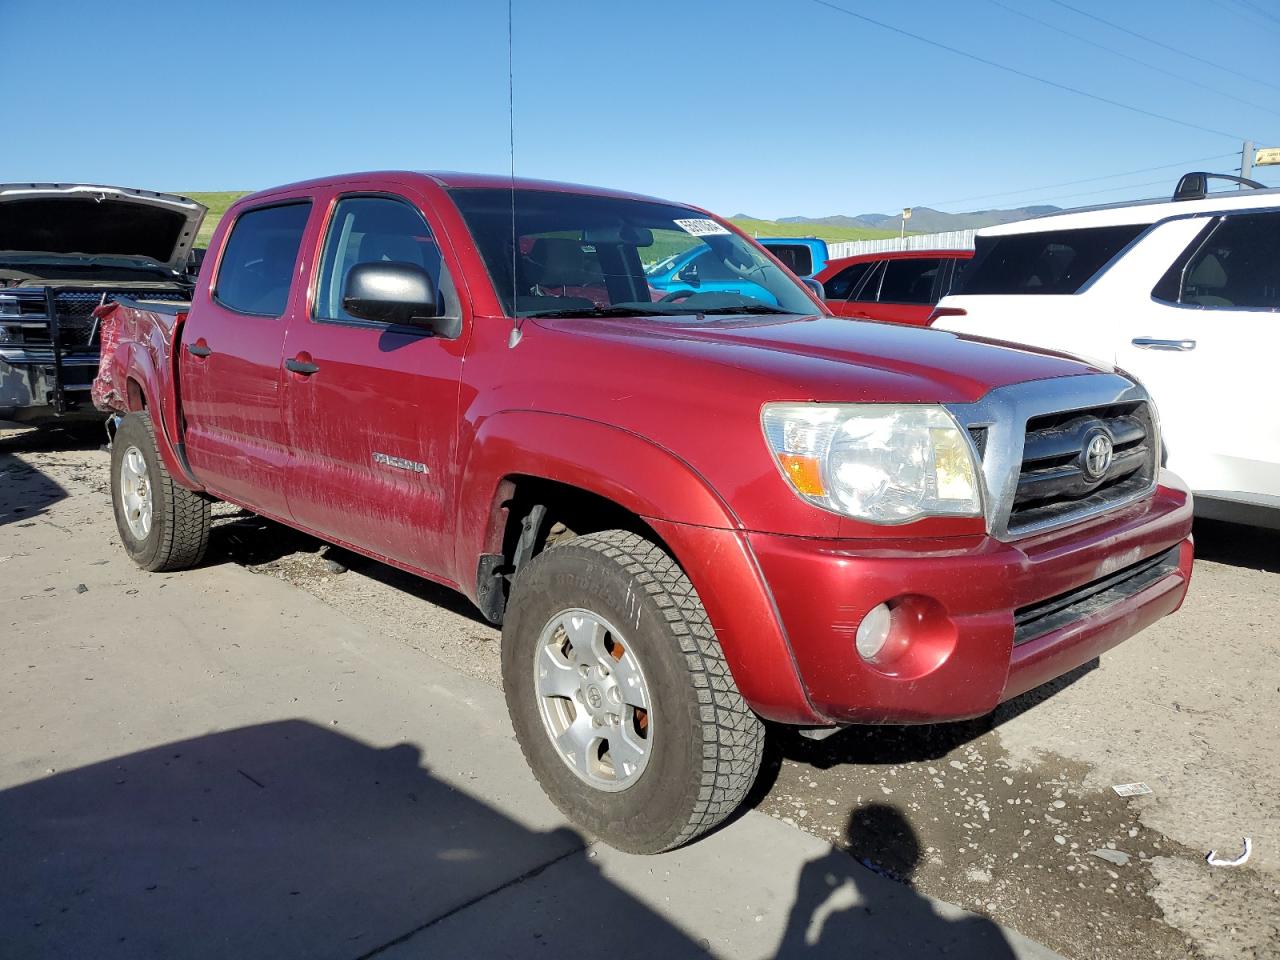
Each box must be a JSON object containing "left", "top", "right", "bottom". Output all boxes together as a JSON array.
[
  {"left": 110, "top": 411, "right": 210, "bottom": 572},
  {"left": 502, "top": 529, "right": 765, "bottom": 853}
]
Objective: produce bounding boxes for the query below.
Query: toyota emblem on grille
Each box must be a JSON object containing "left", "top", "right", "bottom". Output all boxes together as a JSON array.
[{"left": 1082, "top": 431, "right": 1114, "bottom": 481}]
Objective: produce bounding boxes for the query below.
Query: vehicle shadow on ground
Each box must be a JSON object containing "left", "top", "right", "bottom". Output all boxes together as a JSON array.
[
  {"left": 0, "top": 422, "right": 101, "bottom": 527},
  {"left": 204, "top": 509, "right": 491, "bottom": 626},
  {"left": 1192, "top": 517, "right": 1280, "bottom": 574},
  {"left": 763, "top": 657, "right": 1098, "bottom": 777},
  {"left": 0, "top": 721, "right": 1019, "bottom": 959}
]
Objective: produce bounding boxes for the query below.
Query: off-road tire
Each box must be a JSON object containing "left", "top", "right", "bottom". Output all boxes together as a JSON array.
[
  {"left": 502, "top": 529, "right": 765, "bottom": 853},
  {"left": 111, "top": 411, "right": 210, "bottom": 572}
]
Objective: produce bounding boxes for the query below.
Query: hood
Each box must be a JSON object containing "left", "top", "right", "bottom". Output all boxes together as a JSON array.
[
  {"left": 0, "top": 183, "right": 206, "bottom": 273},
  {"left": 533, "top": 312, "right": 1107, "bottom": 404}
]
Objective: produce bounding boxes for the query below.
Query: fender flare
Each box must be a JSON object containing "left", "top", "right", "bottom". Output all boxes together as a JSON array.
[
  {"left": 117, "top": 340, "right": 203, "bottom": 492},
  {"left": 455, "top": 410, "right": 823, "bottom": 724}
]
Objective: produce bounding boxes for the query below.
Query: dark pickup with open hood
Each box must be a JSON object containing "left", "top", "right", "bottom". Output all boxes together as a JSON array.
[{"left": 0, "top": 183, "right": 206, "bottom": 273}]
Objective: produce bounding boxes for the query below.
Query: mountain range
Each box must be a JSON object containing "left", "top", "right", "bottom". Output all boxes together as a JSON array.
[{"left": 735, "top": 204, "right": 1062, "bottom": 236}]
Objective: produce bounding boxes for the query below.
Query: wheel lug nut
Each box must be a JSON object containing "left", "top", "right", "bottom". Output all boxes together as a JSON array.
[
  {"left": 608, "top": 688, "right": 621, "bottom": 703},
  {"left": 608, "top": 713, "right": 619, "bottom": 726}
]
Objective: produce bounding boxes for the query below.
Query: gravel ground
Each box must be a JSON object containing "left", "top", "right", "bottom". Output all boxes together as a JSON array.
[{"left": 4, "top": 422, "right": 1277, "bottom": 959}]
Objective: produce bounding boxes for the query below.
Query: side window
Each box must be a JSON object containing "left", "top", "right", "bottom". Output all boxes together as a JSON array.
[
  {"left": 215, "top": 202, "right": 311, "bottom": 317},
  {"left": 850, "top": 260, "right": 886, "bottom": 302},
  {"left": 1157, "top": 213, "right": 1280, "bottom": 310},
  {"left": 765, "top": 243, "right": 813, "bottom": 277},
  {"left": 879, "top": 258, "right": 944, "bottom": 304},
  {"left": 959, "top": 225, "right": 1146, "bottom": 296},
  {"left": 823, "top": 261, "right": 874, "bottom": 300},
  {"left": 944, "top": 256, "right": 970, "bottom": 296},
  {"left": 314, "top": 195, "right": 456, "bottom": 322}
]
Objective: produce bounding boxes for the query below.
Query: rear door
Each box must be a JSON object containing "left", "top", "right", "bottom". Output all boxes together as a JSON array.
[
  {"left": 865, "top": 256, "right": 945, "bottom": 325},
  {"left": 1114, "top": 210, "right": 1280, "bottom": 501},
  {"left": 282, "top": 186, "right": 468, "bottom": 576},
  {"left": 179, "top": 199, "right": 312, "bottom": 517}
]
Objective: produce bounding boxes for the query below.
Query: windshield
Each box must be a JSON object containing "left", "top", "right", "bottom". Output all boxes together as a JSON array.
[{"left": 450, "top": 188, "right": 820, "bottom": 318}]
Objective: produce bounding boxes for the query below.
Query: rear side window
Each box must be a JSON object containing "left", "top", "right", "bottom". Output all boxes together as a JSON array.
[
  {"left": 765, "top": 243, "right": 813, "bottom": 277},
  {"left": 958, "top": 225, "right": 1145, "bottom": 296},
  {"left": 823, "top": 261, "right": 874, "bottom": 300},
  {"left": 1155, "top": 212, "right": 1280, "bottom": 310},
  {"left": 850, "top": 260, "right": 886, "bottom": 302},
  {"left": 879, "top": 257, "right": 943, "bottom": 304},
  {"left": 215, "top": 202, "right": 311, "bottom": 316}
]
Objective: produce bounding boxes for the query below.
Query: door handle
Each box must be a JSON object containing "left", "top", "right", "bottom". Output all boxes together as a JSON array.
[
  {"left": 1132, "top": 337, "right": 1196, "bottom": 351},
  {"left": 285, "top": 356, "right": 320, "bottom": 376},
  {"left": 185, "top": 340, "right": 212, "bottom": 357}
]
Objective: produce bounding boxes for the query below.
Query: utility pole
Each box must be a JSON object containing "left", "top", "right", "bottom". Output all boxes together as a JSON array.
[{"left": 1241, "top": 140, "right": 1254, "bottom": 185}]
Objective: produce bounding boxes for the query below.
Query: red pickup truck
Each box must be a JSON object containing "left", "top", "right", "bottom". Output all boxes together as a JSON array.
[{"left": 93, "top": 171, "right": 1193, "bottom": 854}]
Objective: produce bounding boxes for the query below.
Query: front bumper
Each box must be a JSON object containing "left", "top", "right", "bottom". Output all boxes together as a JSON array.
[{"left": 747, "top": 477, "right": 1193, "bottom": 724}]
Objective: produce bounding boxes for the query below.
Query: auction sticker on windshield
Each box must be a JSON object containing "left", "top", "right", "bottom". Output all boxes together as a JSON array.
[{"left": 674, "top": 218, "right": 731, "bottom": 237}]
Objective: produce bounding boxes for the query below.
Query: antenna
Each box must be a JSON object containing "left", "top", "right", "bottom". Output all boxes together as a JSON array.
[{"left": 506, "top": 0, "right": 522, "bottom": 349}]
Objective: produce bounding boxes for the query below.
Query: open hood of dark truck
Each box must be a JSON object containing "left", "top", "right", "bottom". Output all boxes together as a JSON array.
[{"left": 0, "top": 183, "right": 206, "bottom": 274}]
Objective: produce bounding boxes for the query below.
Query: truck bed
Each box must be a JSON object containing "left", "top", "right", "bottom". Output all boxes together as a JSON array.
[{"left": 91, "top": 297, "right": 191, "bottom": 415}]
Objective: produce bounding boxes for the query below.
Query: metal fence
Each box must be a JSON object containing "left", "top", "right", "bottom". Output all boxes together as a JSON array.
[{"left": 827, "top": 228, "right": 977, "bottom": 259}]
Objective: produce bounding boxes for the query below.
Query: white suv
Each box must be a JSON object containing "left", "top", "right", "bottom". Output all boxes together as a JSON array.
[{"left": 933, "top": 174, "right": 1280, "bottom": 530}]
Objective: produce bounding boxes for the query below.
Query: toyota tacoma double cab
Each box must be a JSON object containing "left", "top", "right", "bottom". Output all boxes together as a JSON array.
[
  {"left": 93, "top": 171, "right": 1193, "bottom": 854},
  {"left": 1, "top": 183, "right": 203, "bottom": 421}
]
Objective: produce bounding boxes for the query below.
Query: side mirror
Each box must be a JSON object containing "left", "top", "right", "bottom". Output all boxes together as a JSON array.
[
  {"left": 802, "top": 277, "right": 825, "bottom": 300},
  {"left": 343, "top": 261, "right": 447, "bottom": 333}
]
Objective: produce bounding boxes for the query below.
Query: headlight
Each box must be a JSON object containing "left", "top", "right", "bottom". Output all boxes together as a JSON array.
[{"left": 761, "top": 403, "right": 984, "bottom": 523}]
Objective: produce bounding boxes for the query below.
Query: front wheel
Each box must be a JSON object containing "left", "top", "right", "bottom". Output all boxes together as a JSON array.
[
  {"left": 110, "top": 411, "right": 210, "bottom": 572},
  {"left": 502, "top": 529, "right": 765, "bottom": 853}
]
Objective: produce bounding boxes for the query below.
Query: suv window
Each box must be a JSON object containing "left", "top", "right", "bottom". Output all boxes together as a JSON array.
[
  {"left": 958, "top": 225, "right": 1145, "bottom": 296},
  {"left": 879, "top": 257, "right": 943, "bottom": 304},
  {"left": 850, "top": 260, "right": 886, "bottom": 302},
  {"left": 823, "top": 261, "right": 874, "bottom": 300},
  {"left": 314, "top": 195, "right": 455, "bottom": 322},
  {"left": 764, "top": 243, "right": 813, "bottom": 277},
  {"left": 1156, "top": 212, "right": 1280, "bottom": 310},
  {"left": 215, "top": 202, "right": 311, "bottom": 316}
]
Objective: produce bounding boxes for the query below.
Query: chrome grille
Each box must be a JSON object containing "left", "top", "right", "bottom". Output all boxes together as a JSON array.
[
  {"left": 945, "top": 374, "right": 1160, "bottom": 542},
  {"left": 1008, "top": 402, "right": 1156, "bottom": 535}
]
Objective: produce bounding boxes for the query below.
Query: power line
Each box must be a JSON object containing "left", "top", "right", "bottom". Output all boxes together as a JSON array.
[
  {"left": 1231, "top": 0, "right": 1280, "bottom": 28},
  {"left": 806, "top": 0, "right": 1247, "bottom": 141},
  {"left": 1033, "top": 176, "right": 1178, "bottom": 205},
  {"left": 1205, "top": 0, "right": 1280, "bottom": 36},
  {"left": 922, "top": 152, "right": 1237, "bottom": 209},
  {"left": 1045, "top": 0, "right": 1280, "bottom": 94},
  {"left": 986, "top": 0, "right": 1280, "bottom": 118}
]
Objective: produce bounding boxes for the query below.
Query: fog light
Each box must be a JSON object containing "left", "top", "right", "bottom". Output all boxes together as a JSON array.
[{"left": 856, "top": 603, "right": 893, "bottom": 661}]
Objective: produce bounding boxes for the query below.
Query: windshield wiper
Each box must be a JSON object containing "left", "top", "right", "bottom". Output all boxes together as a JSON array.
[
  {"left": 521, "top": 305, "right": 670, "bottom": 319},
  {"left": 692, "top": 305, "right": 794, "bottom": 315}
]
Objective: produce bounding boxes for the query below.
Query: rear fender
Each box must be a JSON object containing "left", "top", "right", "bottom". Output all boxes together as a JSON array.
[
  {"left": 95, "top": 303, "right": 203, "bottom": 491},
  {"left": 456, "top": 410, "right": 823, "bottom": 724}
]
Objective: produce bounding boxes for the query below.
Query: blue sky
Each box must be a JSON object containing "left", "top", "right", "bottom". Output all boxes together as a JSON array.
[{"left": 4, "top": 0, "right": 1277, "bottom": 218}]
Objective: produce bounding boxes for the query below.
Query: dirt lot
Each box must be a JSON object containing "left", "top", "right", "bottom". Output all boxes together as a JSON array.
[{"left": 4, "top": 422, "right": 1277, "bottom": 959}]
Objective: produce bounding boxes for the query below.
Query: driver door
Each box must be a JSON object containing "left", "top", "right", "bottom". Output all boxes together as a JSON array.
[{"left": 282, "top": 186, "right": 468, "bottom": 575}]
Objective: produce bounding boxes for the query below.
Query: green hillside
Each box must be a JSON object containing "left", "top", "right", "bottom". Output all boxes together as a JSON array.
[
  {"left": 184, "top": 191, "right": 249, "bottom": 246},
  {"left": 729, "top": 216, "right": 901, "bottom": 243}
]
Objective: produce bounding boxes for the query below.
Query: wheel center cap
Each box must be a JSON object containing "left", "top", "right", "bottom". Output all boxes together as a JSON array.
[{"left": 585, "top": 685, "right": 604, "bottom": 710}]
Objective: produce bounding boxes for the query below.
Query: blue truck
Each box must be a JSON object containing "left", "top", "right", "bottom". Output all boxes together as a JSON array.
[{"left": 645, "top": 236, "right": 828, "bottom": 301}]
